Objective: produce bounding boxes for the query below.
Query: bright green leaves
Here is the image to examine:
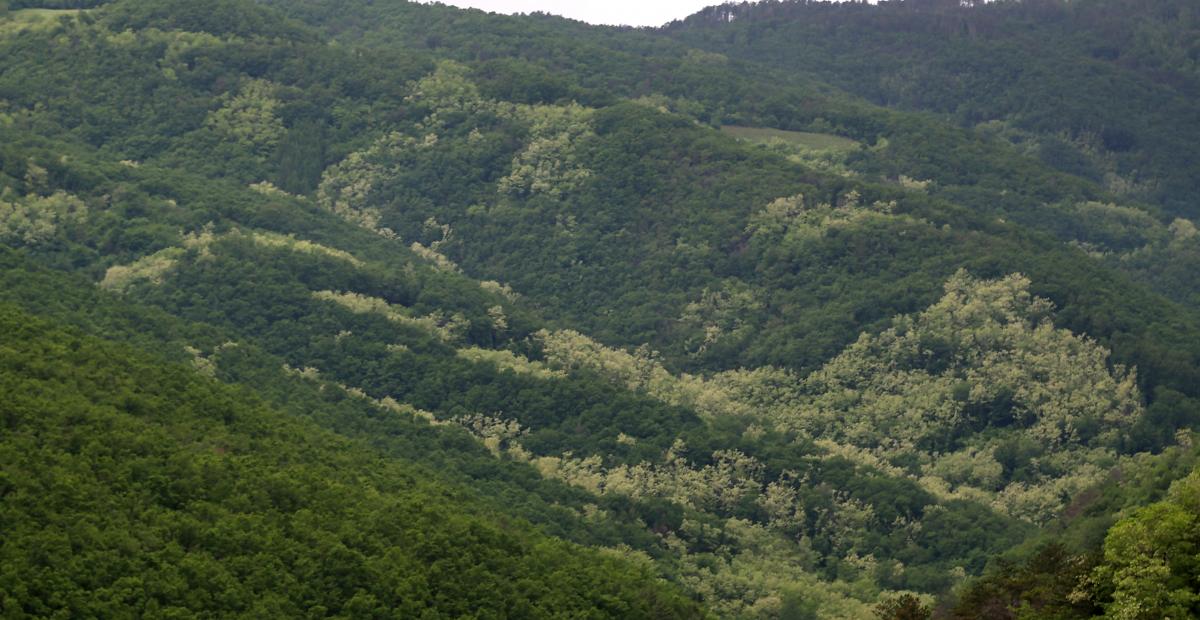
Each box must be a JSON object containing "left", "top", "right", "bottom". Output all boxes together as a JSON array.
[
  {"left": 405, "top": 60, "right": 485, "bottom": 129},
  {"left": 498, "top": 102, "right": 595, "bottom": 199},
  {"left": 0, "top": 190, "right": 87, "bottom": 246},
  {"left": 530, "top": 270, "right": 1139, "bottom": 524},
  {"left": 99, "top": 246, "right": 185, "bottom": 292},
  {"left": 678, "top": 278, "right": 763, "bottom": 356},
  {"left": 312, "top": 289, "right": 469, "bottom": 344},
  {"left": 746, "top": 190, "right": 898, "bottom": 244},
  {"left": 806, "top": 270, "right": 1140, "bottom": 450},
  {"left": 799, "top": 270, "right": 1141, "bottom": 522},
  {"left": 316, "top": 132, "right": 406, "bottom": 233},
  {"left": 1056, "top": 201, "right": 1169, "bottom": 256},
  {"left": 318, "top": 61, "right": 598, "bottom": 242},
  {"left": 204, "top": 79, "right": 285, "bottom": 159},
  {"left": 1094, "top": 469, "right": 1200, "bottom": 619}
]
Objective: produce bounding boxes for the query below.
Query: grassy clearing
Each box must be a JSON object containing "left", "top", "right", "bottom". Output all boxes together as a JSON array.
[
  {"left": 721, "top": 125, "right": 860, "bottom": 152},
  {"left": 0, "top": 8, "right": 86, "bottom": 35}
]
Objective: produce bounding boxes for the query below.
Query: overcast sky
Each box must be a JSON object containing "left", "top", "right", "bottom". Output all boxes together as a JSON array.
[{"left": 417, "top": 1, "right": 725, "bottom": 27}]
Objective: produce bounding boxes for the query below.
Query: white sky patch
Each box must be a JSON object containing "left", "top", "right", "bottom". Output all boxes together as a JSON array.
[{"left": 417, "top": 0, "right": 726, "bottom": 27}]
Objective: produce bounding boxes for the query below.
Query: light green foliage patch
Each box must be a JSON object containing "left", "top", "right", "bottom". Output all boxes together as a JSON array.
[
  {"left": 0, "top": 8, "right": 86, "bottom": 35},
  {"left": 1053, "top": 201, "right": 1169, "bottom": 256},
  {"left": 181, "top": 226, "right": 364, "bottom": 266},
  {"left": 316, "top": 133, "right": 404, "bottom": 232},
  {"left": 537, "top": 270, "right": 1141, "bottom": 524},
  {"left": 629, "top": 94, "right": 708, "bottom": 122},
  {"left": 805, "top": 270, "right": 1141, "bottom": 449},
  {"left": 99, "top": 247, "right": 186, "bottom": 292},
  {"left": 456, "top": 347, "right": 564, "bottom": 380},
  {"left": 498, "top": 102, "right": 595, "bottom": 198},
  {"left": 157, "top": 29, "right": 234, "bottom": 77},
  {"left": 746, "top": 191, "right": 897, "bottom": 242},
  {"left": 246, "top": 230, "right": 363, "bottom": 267},
  {"left": 312, "top": 290, "right": 469, "bottom": 343},
  {"left": 0, "top": 190, "right": 87, "bottom": 245},
  {"left": 667, "top": 518, "right": 878, "bottom": 619},
  {"left": 679, "top": 278, "right": 763, "bottom": 355},
  {"left": 320, "top": 61, "right": 597, "bottom": 237},
  {"left": 723, "top": 125, "right": 860, "bottom": 176},
  {"left": 406, "top": 60, "right": 489, "bottom": 129},
  {"left": 457, "top": 417, "right": 878, "bottom": 618},
  {"left": 802, "top": 270, "right": 1140, "bottom": 522},
  {"left": 537, "top": 328, "right": 754, "bottom": 420},
  {"left": 247, "top": 181, "right": 293, "bottom": 198},
  {"left": 102, "top": 228, "right": 362, "bottom": 292},
  {"left": 205, "top": 79, "right": 285, "bottom": 158}
]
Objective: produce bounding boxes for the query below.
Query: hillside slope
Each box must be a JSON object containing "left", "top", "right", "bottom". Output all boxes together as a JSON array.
[
  {"left": 1, "top": 0, "right": 1199, "bottom": 617},
  {"left": 0, "top": 300, "right": 702, "bottom": 618},
  {"left": 668, "top": 0, "right": 1200, "bottom": 219}
]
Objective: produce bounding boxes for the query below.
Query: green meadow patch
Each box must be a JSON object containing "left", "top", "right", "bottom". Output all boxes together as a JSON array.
[
  {"left": 721, "top": 125, "right": 860, "bottom": 152},
  {"left": 1, "top": 8, "right": 88, "bottom": 34}
]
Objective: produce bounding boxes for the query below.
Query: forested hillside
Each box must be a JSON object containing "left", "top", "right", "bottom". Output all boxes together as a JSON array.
[
  {"left": 0, "top": 302, "right": 700, "bottom": 618},
  {"left": 670, "top": 0, "right": 1200, "bottom": 218},
  {"left": 1, "top": 0, "right": 1198, "bottom": 617}
]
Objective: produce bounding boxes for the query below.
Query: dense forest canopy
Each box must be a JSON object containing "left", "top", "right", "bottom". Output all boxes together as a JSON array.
[
  {"left": 1, "top": 0, "right": 1198, "bottom": 618},
  {"left": 669, "top": 0, "right": 1200, "bottom": 218}
]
